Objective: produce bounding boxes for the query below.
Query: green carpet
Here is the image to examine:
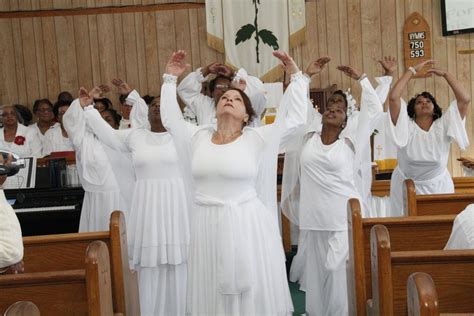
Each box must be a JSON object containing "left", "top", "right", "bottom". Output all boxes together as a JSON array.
[{"left": 289, "top": 281, "right": 305, "bottom": 315}]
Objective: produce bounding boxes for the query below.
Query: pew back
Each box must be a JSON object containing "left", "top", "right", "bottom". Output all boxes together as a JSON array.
[
  {"left": 371, "top": 225, "right": 474, "bottom": 315},
  {"left": 0, "top": 241, "right": 114, "bottom": 316},
  {"left": 371, "top": 177, "right": 474, "bottom": 197},
  {"left": 348, "top": 199, "right": 455, "bottom": 316},
  {"left": 21, "top": 211, "right": 139, "bottom": 316},
  {"left": 407, "top": 272, "right": 439, "bottom": 316},
  {"left": 404, "top": 179, "right": 474, "bottom": 216}
]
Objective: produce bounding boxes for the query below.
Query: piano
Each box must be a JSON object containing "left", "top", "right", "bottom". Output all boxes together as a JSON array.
[{"left": 5, "top": 186, "right": 84, "bottom": 236}]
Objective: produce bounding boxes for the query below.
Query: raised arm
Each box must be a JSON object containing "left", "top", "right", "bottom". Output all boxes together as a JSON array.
[
  {"left": 79, "top": 86, "right": 130, "bottom": 152},
  {"left": 162, "top": 50, "right": 199, "bottom": 138},
  {"left": 427, "top": 68, "right": 470, "bottom": 119},
  {"left": 112, "top": 78, "right": 150, "bottom": 129},
  {"left": 388, "top": 59, "right": 434, "bottom": 124},
  {"left": 63, "top": 98, "right": 86, "bottom": 148},
  {"left": 375, "top": 56, "right": 396, "bottom": 104}
]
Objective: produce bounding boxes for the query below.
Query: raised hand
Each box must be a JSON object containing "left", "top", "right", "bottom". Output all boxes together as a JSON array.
[
  {"left": 273, "top": 51, "right": 299, "bottom": 75},
  {"left": 426, "top": 68, "right": 446, "bottom": 77},
  {"left": 305, "top": 56, "right": 331, "bottom": 77},
  {"left": 89, "top": 85, "right": 110, "bottom": 99},
  {"left": 216, "top": 64, "right": 234, "bottom": 77},
  {"left": 202, "top": 62, "right": 221, "bottom": 76},
  {"left": 230, "top": 77, "right": 247, "bottom": 91},
  {"left": 337, "top": 65, "right": 362, "bottom": 80},
  {"left": 412, "top": 59, "right": 435, "bottom": 72},
  {"left": 166, "top": 50, "right": 190, "bottom": 77},
  {"left": 79, "top": 87, "right": 93, "bottom": 108},
  {"left": 378, "top": 56, "right": 397, "bottom": 76},
  {"left": 112, "top": 78, "right": 132, "bottom": 95}
]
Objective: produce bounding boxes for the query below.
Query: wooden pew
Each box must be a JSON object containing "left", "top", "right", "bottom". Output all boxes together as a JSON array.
[
  {"left": 404, "top": 179, "right": 474, "bottom": 216},
  {"left": 407, "top": 272, "right": 439, "bottom": 316},
  {"left": 348, "top": 199, "right": 455, "bottom": 316},
  {"left": 21, "top": 211, "right": 139, "bottom": 316},
  {"left": 371, "top": 176, "right": 474, "bottom": 197},
  {"left": 370, "top": 224, "right": 474, "bottom": 315},
  {"left": 0, "top": 241, "right": 115, "bottom": 315}
]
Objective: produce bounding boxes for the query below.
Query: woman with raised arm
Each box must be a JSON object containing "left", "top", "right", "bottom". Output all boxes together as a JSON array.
[
  {"left": 161, "top": 50, "right": 308, "bottom": 315},
  {"left": 282, "top": 61, "right": 383, "bottom": 315},
  {"left": 387, "top": 60, "right": 470, "bottom": 216},
  {"left": 81, "top": 80, "right": 191, "bottom": 316}
]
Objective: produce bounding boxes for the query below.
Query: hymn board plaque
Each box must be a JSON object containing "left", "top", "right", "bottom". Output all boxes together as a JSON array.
[{"left": 403, "top": 12, "right": 432, "bottom": 78}]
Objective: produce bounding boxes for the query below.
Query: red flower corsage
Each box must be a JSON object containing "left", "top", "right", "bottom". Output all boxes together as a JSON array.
[{"left": 14, "top": 135, "right": 26, "bottom": 146}]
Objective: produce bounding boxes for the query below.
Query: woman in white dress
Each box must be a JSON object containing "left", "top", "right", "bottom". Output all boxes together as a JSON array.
[
  {"left": 84, "top": 80, "right": 190, "bottom": 316},
  {"left": 162, "top": 50, "right": 307, "bottom": 315},
  {"left": 445, "top": 204, "right": 474, "bottom": 249},
  {"left": 282, "top": 62, "right": 383, "bottom": 315},
  {"left": 29, "top": 99, "right": 58, "bottom": 144},
  {"left": 62, "top": 87, "right": 128, "bottom": 232},
  {"left": 0, "top": 105, "right": 42, "bottom": 158},
  {"left": 387, "top": 59, "right": 470, "bottom": 216},
  {"left": 42, "top": 101, "right": 74, "bottom": 156}
]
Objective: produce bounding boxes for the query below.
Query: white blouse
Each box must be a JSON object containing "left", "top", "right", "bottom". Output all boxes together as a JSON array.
[
  {"left": 42, "top": 124, "right": 74, "bottom": 156},
  {"left": 0, "top": 124, "right": 42, "bottom": 158}
]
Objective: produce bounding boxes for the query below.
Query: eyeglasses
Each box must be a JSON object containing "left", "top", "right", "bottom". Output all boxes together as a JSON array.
[
  {"left": 215, "top": 84, "right": 230, "bottom": 90},
  {"left": 36, "top": 108, "right": 53, "bottom": 113}
]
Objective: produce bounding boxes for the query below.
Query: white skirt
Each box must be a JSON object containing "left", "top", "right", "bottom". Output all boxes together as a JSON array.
[
  {"left": 303, "top": 230, "right": 349, "bottom": 316},
  {"left": 136, "top": 264, "right": 187, "bottom": 316},
  {"left": 128, "top": 178, "right": 190, "bottom": 267},
  {"left": 79, "top": 189, "right": 122, "bottom": 232},
  {"left": 186, "top": 195, "right": 293, "bottom": 315}
]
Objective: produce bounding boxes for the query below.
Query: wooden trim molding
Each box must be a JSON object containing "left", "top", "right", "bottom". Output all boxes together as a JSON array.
[{"left": 0, "top": 2, "right": 205, "bottom": 19}]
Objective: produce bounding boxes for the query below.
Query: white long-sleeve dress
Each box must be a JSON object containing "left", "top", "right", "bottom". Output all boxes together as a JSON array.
[
  {"left": 387, "top": 100, "right": 469, "bottom": 216},
  {"left": 84, "top": 90, "right": 190, "bottom": 316},
  {"left": 0, "top": 124, "right": 42, "bottom": 158},
  {"left": 282, "top": 77, "right": 382, "bottom": 315},
  {"left": 162, "top": 72, "right": 308, "bottom": 315},
  {"left": 0, "top": 190, "right": 23, "bottom": 270},
  {"left": 63, "top": 100, "right": 127, "bottom": 232},
  {"left": 445, "top": 204, "right": 474, "bottom": 249},
  {"left": 42, "top": 123, "right": 74, "bottom": 156},
  {"left": 177, "top": 68, "right": 267, "bottom": 127}
]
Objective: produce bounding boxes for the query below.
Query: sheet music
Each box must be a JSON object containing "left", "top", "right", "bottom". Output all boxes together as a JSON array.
[{"left": 3, "top": 157, "right": 36, "bottom": 189}]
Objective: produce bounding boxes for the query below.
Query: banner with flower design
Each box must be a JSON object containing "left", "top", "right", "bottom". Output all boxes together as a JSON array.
[{"left": 205, "top": 0, "right": 305, "bottom": 82}]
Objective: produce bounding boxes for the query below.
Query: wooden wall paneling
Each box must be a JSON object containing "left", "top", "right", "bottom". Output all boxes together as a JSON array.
[
  {"left": 121, "top": 7, "right": 140, "bottom": 92},
  {"left": 112, "top": 0, "right": 126, "bottom": 86},
  {"left": 133, "top": 0, "right": 147, "bottom": 95},
  {"left": 303, "top": 1, "right": 320, "bottom": 89},
  {"left": 470, "top": 33, "right": 474, "bottom": 160},
  {"left": 97, "top": 11, "right": 118, "bottom": 102},
  {"left": 197, "top": 8, "right": 217, "bottom": 70},
  {"left": 31, "top": 0, "right": 48, "bottom": 99},
  {"left": 337, "top": 0, "right": 350, "bottom": 91},
  {"left": 454, "top": 34, "right": 471, "bottom": 174},
  {"left": 10, "top": 0, "right": 28, "bottom": 105},
  {"left": 141, "top": 7, "right": 160, "bottom": 96},
  {"left": 422, "top": 0, "right": 435, "bottom": 94},
  {"left": 0, "top": 0, "right": 18, "bottom": 104},
  {"left": 188, "top": 8, "right": 201, "bottom": 72},
  {"left": 405, "top": 0, "right": 425, "bottom": 98},
  {"left": 446, "top": 22, "right": 460, "bottom": 175},
  {"left": 72, "top": 0, "right": 94, "bottom": 92},
  {"left": 54, "top": 0, "right": 79, "bottom": 96},
  {"left": 40, "top": 0, "right": 61, "bottom": 101},
  {"left": 19, "top": 0, "right": 40, "bottom": 107},
  {"left": 87, "top": 6, "right": 102, "bottom": 89},
  {"left": 346, "top": 0, "right": 363, "bottom": 98},
  {"left": 173, "top": 9, "right": 192, "bottom": 65},
  {"left": 156, "top": 9, "right": 177, "bottom": 90},
  {"left": 395, "top": 0, "right": 408, "bottom": 101},
  {"left": 325, "top": 0, "right": 342, "bottom": 90},
  {"left": 360, "top": 0, "right": 382, "bottom": 94},
  {"left": 315, "top": 0, "right": 329, "bottom": 89},
  {"left": 378, "top": 0, "right": 397, "bottom": 110}
]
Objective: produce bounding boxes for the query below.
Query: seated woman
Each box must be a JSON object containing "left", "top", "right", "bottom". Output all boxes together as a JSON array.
[
  {"left": 387, "top": 59, "right": 470, "bottom": 216},
  {"left": 42, "top": 100, "right": 74, "bottom": 156},
  {"left": 162, "top": 50, "right": 307, "bottom": 315},
  {"left": 29, "top": 98, "right": 58, "bottom": 143},
  {"left": 0, "top": 105, "right": 42, "bottom": 158}
]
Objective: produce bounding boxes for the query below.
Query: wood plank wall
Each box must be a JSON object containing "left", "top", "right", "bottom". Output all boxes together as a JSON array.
[{"left": 0, "top": 0, "right": 472, "bottom": 175}]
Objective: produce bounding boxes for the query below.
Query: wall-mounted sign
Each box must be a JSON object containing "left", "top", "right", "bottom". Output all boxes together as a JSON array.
[{"left": 403, "top": 12, "right": 432, "bottom": 78}]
